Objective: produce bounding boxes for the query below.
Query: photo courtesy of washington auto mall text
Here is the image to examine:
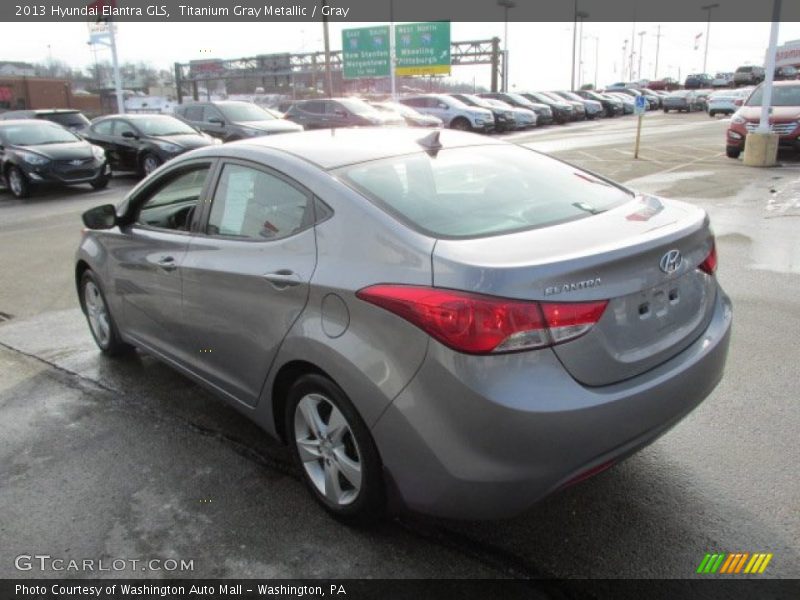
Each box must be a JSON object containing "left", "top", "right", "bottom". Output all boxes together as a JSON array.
[{"left": 1, "top": 0, "right": 799, "bottom": 599}]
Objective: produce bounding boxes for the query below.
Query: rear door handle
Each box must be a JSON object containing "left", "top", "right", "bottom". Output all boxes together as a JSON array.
[
  {"left": 156, "top": 256, "right": 177, "bottom": 272},
  {"left": 263, "top": 269, "right": 302, "bottom": 289}
]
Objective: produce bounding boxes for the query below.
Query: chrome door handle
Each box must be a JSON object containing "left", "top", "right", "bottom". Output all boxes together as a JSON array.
[
  {"left": 263, "top": 270, "right": 302, "bottom": 289},
  {"left": 156, "top": 256, "right": 177, "bottom": 271}
]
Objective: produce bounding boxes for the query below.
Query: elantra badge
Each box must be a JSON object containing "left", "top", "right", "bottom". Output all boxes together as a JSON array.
[{"left": 660, "top": 249, "right": 683, "bottom": 274}]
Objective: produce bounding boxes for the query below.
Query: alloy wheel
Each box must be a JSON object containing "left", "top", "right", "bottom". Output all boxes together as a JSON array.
[
  {"left": 294, "top": 393, "right": 362, "bottom": 506},
  {"left": 143, "top": 156, "right": 160, "bottom": 175},
  {"left": 8, "top": 169, "right": 23, "bottom": 196},
  {"left": 84, "top": 280, "right": 111, "bottom": 347}
]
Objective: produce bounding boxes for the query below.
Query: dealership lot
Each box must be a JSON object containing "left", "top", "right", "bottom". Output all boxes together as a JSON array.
[{"left": 1, "top": 112, "right": 798, "bottom": 579}]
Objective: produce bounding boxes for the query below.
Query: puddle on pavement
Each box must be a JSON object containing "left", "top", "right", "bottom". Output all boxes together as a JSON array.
[{"left": 629, "top": 176, "right": 800, "bottom": 275}]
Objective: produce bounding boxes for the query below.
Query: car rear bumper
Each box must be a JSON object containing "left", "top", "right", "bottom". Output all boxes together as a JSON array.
[{"left": 373, "top": 286, "right": 732, "bottom": 519}]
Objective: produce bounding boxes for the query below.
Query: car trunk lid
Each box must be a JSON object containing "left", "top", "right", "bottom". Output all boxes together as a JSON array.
[{"left": 431, "top": 195, "right": 716, "bottom": 386}]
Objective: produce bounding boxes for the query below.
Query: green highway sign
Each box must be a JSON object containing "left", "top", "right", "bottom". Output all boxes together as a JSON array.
[
  {"left": 342, "top": 26, "right": 390, "bottom": 79},
  {"left": 395, "top": 22, "right": 451, "bottom": 76}
]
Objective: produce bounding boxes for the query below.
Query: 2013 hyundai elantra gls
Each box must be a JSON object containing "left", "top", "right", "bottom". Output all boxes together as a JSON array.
[{"left": 75, "top": 128, "right": 732, "bottom": 522}]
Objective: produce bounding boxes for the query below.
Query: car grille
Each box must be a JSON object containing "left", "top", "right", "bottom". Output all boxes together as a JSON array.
[
  {"left": 53, "top": 158, "right": 96, "bottom": 181},
  {"left": 745, "top": 122, "right": 798, "bottom": 135}
]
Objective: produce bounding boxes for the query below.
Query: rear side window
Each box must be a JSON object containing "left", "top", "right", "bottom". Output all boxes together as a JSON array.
[
  {"left": 338, "top": 145, "right": 633, "bottom": 239},
  {"left": 183, "top": 105, "right": 204, "bottom": 121},
  {"left": 207, "top": 164, "right": 311, "bottom": 240}
]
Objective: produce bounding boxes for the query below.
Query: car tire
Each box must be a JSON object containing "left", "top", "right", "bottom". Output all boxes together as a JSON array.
[
  {"left": 709, "top": 110, "right": 716, "bottom": 117},
  {"left": 79, "top": 270, "right": 134, "bottom": 356},
  {"left": 663, "top": 108, "right": 669, "bottom": 113},
  {"left": 726, "top": 146, "right": 742, "bottom": 159},
  {"left": 6, "top": 166, "right": 31, "bottom": 199},
  {"left": 140, "top": 153, "right": 162, "bottom": 177},
  {"left": 450, "top": 117, "right": 472, "bottom": 131},
  {"left": 90, "top": 174, "right": 110, "bottom": 190},
  {"left": 285, "top": 373, "right": 386, "bottom": 524}
]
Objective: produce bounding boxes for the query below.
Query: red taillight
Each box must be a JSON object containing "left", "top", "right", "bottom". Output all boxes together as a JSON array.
[
  {"left": 699, "top": 240, "right": 717, "bottom": 275},
  {"left": 356, "top": 285, "right": 608, "bottom": 355}
]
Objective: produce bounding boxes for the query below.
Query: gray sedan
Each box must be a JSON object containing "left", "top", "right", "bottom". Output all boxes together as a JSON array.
[{"left": 75, "top": 129, "right": 732, "bottom": 522}]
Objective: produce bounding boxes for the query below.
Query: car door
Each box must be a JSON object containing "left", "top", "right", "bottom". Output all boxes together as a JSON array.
[
  {"left": 201, "top": 105, "right": 227, "bottom": 139},
  {"left": 181, "top": 104, "right": 208, "bottom": 135},
  {"left": 85, "top": 119, "right": 118, "bottom": 166},
  {"left": 326, "top": 100, "right": 353, "bottom": 128},
  {"left": 108, "top": 160, "right": 216, "bottom": 364},
  {"left": 113, "top": 119, "right": 144, "bottom": 170},
  {"left": 180, "top": 159, "right": 317, "bottom": 406}
]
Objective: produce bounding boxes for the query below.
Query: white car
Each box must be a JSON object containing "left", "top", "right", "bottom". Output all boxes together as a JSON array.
[
  {"left": 707, "top": 88, "right": 751, "bottom": 117},
  {"left": 482, "top": 98, "right": 537, "bottom": 129},
  {"left": 399, "top": 95, "right": 494, "bottom": 132},
  {"left": 711, "top": 72, "right": 734, "bottom": 88}
]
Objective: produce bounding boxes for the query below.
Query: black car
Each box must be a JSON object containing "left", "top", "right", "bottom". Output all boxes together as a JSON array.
[
  {"left": 449, "top": 93, "right": 517, "bottom": 132},
  {"left": 684, "top": 73, "right": 714, "bottom": 89},
  {"left": 0, "top": 119, "right": 109, "bottom": 198},
  {"left": 174, "top": 100, "right": 303, "bottom": 142},
  {"left": 518, "top": 92, "right": 574, "bottom": 124},
  {"left": 575, "top": 90, "right": 623, "bottom": 116},
  {"left": 285, "top": 98, "right": 405, "bottom": 129},
  {"left": 83, "top": 114, "right": 218, "bottom": 177},
  {"left": 477, "top": 92, "right": 554, "bottom": 125},
  {"left": 0, "top": 109, "right": 92, "bottom": 134}
]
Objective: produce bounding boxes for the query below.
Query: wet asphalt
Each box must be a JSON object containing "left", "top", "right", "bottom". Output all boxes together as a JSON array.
[{"left": 0, "top": 112, "right": 798, "bottom": 581}]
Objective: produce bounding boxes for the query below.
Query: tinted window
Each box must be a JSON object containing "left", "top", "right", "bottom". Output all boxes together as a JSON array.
[
  {"left": 218, "top": 103, "right": 275, "bottom": 121},
  {"left": 91, "top": 120, "right": 114, "bottom": 135},
  {"left": 746, "top": 84, "right": 800, "bottom": 107},
  {"left": 301, "top": 101, "right": 326, "bottom": 114},
  {"left": 207, "top": 164, "right": 310, "bottom": 240},
  {"left": 339, "top": 145, "right": 633, "bottom": 239},
  {"left": 202, "top": 106, "right": 224, "bottom": 122},
  {"left": 115, "top": 120, "right": 137, "bottom": 137},
  {"left": 183, "top": 105, "right": 204, "bottom": 121},
  {"left": 137, "top": 166, "right": 211, "bottom": 230},
  {"left": 45, "top": 112, "right": 91, "bottom": 129},
  {"left": 133, "top": 116, "right": 196, "bottom": 135}
]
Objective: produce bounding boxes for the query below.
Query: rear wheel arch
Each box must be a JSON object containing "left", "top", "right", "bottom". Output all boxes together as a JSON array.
[{"left": 272, "top": 360, "right": 330, "bottom": 444}]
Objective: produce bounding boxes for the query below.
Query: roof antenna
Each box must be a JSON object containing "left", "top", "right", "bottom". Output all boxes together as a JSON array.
[{"left": 417, "top": 130, "right": 442, "bottom": 157}]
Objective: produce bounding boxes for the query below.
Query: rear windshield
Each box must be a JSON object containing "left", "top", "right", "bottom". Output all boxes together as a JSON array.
[
  {"left": 45, "top": 112, "right": 90, "bottom": 129},
  {"left": 746, "top": 85, "right": 800, "bottom": 107},
  {"left": 337, "top": 145, "right": 633, "bottom": 239},
  {"left": 736, "top": 66, "right": 753, "bottom": 73},
  {"left": 219, "top": 103, "right": 275, "bottom": 121}
]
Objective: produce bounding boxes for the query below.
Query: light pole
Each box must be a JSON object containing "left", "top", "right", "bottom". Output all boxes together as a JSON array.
[
  {"left": 637, "top": 31, "right": 646, "bottom": 81},
  {"left": 497, "top": 0, "right": 515, "bottom": 92},
  {"left": 570, "top": 5, "right": 589, "bottom": 90},
  {"left": 653, "top": 24, "right": 662, "bottom": 80},
  {"left": 701, "top": 3, "right": 720, "bottom": 75},
  {"left": 621, "top": 40, "right": 628, "bottom": 81},
  {"left": 587, "top": 35, "right": 599, "bottom": 90},
  {"left": 321, "top": 0, "right": 333, "bottom": 97}
]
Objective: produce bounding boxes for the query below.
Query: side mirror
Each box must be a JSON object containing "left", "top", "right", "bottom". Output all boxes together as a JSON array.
[
  {"left": 82, "top": 204, "right": 117, "bottom": 230},
  {"left": 208, "top": 117, "right": 224, "bottom": 126},
  {"left": 335, "top": 110, "right": 348, "bottom": 118},
  {"left": 121, "top": 130, "right": 137, "bottom": 139}
]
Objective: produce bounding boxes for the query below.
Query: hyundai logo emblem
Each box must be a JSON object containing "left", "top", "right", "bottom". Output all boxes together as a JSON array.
[
  {"left": 69, "top": 159, "right": 85, "bottom": 166},
  {"left": 660, "top": 249, "right": 683, "bottom": 274}
]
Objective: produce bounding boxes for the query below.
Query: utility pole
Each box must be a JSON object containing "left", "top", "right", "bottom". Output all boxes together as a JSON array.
[
  {"left": 389, "top": 0, "right": 396, "bottom": 99},
  {"left": 577, "top": 17, "right": 586, "bottom": 88},
  {"left": 621, "top": 40, "right": 628, "bottom": 81},
  {"left": 629, "top": 8, "right": 637, "bottom": 82},
  {"left": 654, "top": 25, "right": 662, "bottom": 80},
  {"left": 701, "top": 3, "right": 720, "bottom": 74},
  {"left": 570, "top": 0, "right": 578, "bottom": 90},
  {"left": 637, "top": 31, "right": 646, "bottom": 82}
]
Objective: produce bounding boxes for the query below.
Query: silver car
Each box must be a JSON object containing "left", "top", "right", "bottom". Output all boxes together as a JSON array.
[{"left": 76, "top": 129, "right": 732, "bottom": 521}]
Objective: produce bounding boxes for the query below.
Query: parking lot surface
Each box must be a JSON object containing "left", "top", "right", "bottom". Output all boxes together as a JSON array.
[{"left": 1, "top": 112, "right": 798, "bottom": 579}]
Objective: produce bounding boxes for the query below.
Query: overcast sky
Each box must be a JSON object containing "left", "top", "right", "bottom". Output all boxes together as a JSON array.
[{"left": 3, "top": 21, "right": 800, "bottom": 90}]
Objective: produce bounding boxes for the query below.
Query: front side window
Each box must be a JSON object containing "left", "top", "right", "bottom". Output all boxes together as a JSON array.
[
  {"left": 339, "top": 145, "right": 633, "bottom": 239},
  {"left": 207, "top": 164, "right": 310, "bottom": 240},
  {"left": 183, "top": 105, "right": 204, "bottom": 121},
  {"left": 136, "top": 166, "right": 211, "bottom": 230},
  {"left": 91, "top": 120, "right": 114, "bottom": 135}
]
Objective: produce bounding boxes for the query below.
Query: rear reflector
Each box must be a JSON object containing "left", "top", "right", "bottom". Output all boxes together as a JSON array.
[
  {"left": 356, "top": 285, "right": 607, "bottom": 355},
  {"left": 699, "top": 240, "right": 717, "bottom": 275}
]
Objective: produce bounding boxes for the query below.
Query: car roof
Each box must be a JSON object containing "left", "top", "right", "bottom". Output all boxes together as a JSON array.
[
  {"left": 0, "top": 118, "right": 63, "bottom": 126},
  {"left": 199, "top": 127, "right": 505, "bottom": 170},
  {"left": 95, "top": 113, "right": 178, "bottom": 121}
]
